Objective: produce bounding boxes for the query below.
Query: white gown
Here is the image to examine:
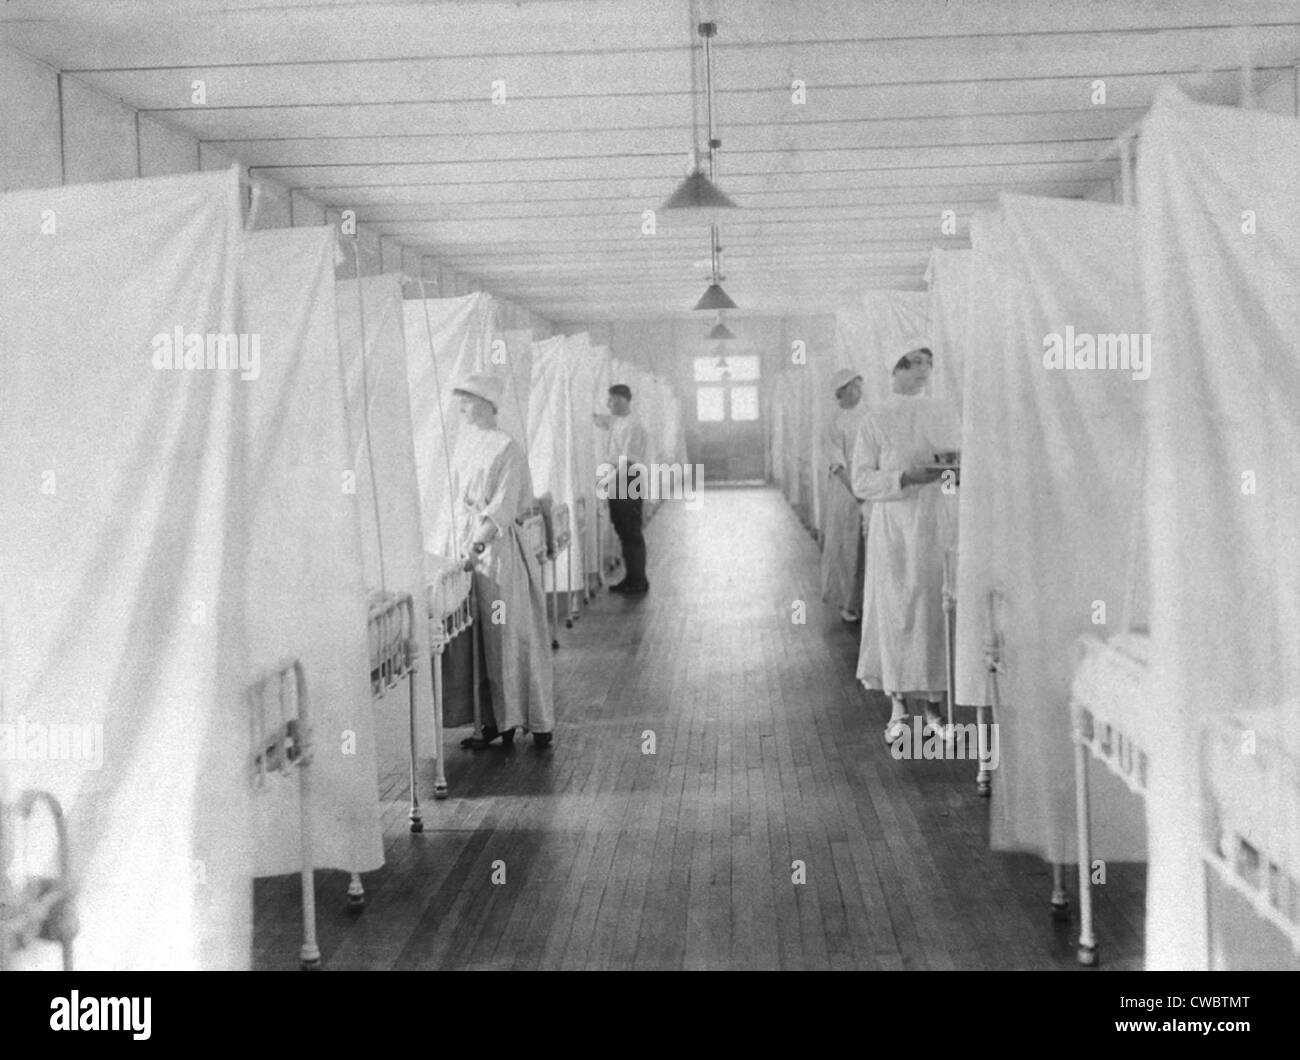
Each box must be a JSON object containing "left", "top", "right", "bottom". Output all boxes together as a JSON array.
[
  {"left": 820, "top": 403, "right": 867, "bottom": 612},
  {"left": 852, "top": 393, "right": 960, "bottom": 696},
  {"left": 451, "top": 424, "right": 555, "bottom": 733}
]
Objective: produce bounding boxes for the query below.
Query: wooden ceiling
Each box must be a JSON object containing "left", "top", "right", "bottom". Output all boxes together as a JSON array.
[{"left": 4, "top": 1, "right": 1298, "bottom": 324}]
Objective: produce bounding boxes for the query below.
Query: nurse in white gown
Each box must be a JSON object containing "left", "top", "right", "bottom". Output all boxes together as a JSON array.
[
  {"left": 450, "top": 374, "right": 556, "bottom": 748},
  {"left": 851, "top": 348, "right": 959, "bottom": 743},
  {"left": 820, "top": 368, "right": 868, "bottom": 622}
]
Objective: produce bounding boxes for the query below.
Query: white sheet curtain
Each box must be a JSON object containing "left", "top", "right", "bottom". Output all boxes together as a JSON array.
[
  {"left": 336, "top": 272, "right": 438, "bottom": 761},
  {"left": 0, "top": 168, "right": 251, "bottom": 969},
  {"left": 925, "top": 248, "right": 973, "bottom": 406},
  {"left": 527, "top": 334, "right": 587, "bottom": 592},
  {"left": 239, "top": 228, "right": 385, "bottom": 881},
  {"left": 955, "top": 195, "right": 1149, "bottom": 865},
  {"left": 1139, "top": 87, "right": 1300, "bottom": 969},
  {"left": 402, "top": 292, "right": 504, "bottom": 557}
]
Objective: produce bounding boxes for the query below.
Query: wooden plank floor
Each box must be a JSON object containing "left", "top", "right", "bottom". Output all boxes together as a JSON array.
[{"left": 253, "top": 486, "right": 1144, "bottom": 970}]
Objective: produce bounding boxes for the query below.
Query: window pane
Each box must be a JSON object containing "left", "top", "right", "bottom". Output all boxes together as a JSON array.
[
  {"left": 696, "top": 386, "right": 725, "bottom": 421},
  {"left": 724, "top": 355, "right": 761, "bottom": 382},
  {"left": 730, "top": 385, "right": 759, "bottom": 421}
]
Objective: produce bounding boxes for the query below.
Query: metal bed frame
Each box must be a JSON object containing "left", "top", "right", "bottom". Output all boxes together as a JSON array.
[
  {"left": 248, "top": 658, "right": 320, "bottom": 969},
  {"left": 548, "top": 502, "right": 572, "bottom": 649},
  {"left": 1068, "top": 632, "right": 1151, "bottom": 965},
  {"left": 0, "top": 788, "right": 76, "bottom": 971},
  {"left": 431, "top": 562, "right": 480, "bottom": 750},
  {"left": 1200, "top": 714, "right": 1300, "bottom": 965}
]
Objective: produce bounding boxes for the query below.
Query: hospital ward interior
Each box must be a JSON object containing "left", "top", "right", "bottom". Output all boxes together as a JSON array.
[{"left": 2, "top": 0, "right": 1299, "bottom": 976}]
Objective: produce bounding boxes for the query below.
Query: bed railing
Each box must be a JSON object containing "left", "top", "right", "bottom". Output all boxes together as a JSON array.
[
  {"left": 248, "top": 658, "right": 320, "bottom": 970},
  {"left": 572, "top": 496, "right": 588, "bottom": 617},
  {"left": 0, "top": 788, "right": 76, "bottom": 971},
  {"left": 367, "top": 590, "right": 423, "bottom": 840},
  {"left": 1201, "top": 714, "right": 1300, "bottom": 962},
  {"left": 1068, "top": 631, "right": 1151, "bottom": 965},
  {"left": 428, "top": 562, "right": 476, "bottom": 786}
]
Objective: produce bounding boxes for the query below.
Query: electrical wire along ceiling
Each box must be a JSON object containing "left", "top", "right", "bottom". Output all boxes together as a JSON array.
[{"left": 2, "top": 0, "right": 1298, "bottom": 323}]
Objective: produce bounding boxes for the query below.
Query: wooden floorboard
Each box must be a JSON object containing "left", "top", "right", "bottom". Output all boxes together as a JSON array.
[{"left": 252, "top": 486, "right": 1146, "bottom": 971}]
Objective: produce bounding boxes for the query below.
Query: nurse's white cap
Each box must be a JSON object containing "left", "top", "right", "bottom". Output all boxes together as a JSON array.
[
  {"left": 830, "top": 368, "right": 863, "bottom": 394},
  {"left": 452, "top": 372, "right": 504, "bottom": 409}
]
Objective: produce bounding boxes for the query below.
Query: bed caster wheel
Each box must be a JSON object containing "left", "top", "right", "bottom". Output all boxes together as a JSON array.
[
  {"left": 300, "top": 949, "right": 322, "bottom": 970},
  {"left": 565, "top": 618, "right": 573, "bottom": 628},
  {"left": 551, "top": 639, "right": 559, "bottom": 650},
  {"left": 1050, "top": 899, "right": 1070, "bottom": 922},
  {"left": 409, "top": 817, "right": 424, "bottom": 834},
  {"left": 347, "top": 894, "right": 366, "bottom": 914},
  {"left": 1076, "top": 944, "right": 1097, "bottom": 966},
  {"left": 976, "top": 777, "right": 991, "bottom": 797},
  {"left": 433, "top": 783, "right": 448, "bottom": 800}
]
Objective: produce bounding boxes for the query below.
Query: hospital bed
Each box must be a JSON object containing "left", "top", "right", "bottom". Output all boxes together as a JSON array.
[
  {"left": 568, "top": 496, "right": 587, "bottom": 625},
  {"left": 548, "top": 502, "right": 572, "bottom": 649},
  {"left": 425, "top": 552, "right": 476, "bottom": 776},
  {"left": 0, "top": 787, "right": 76, "bottom": 970},
  {"left": 1200, "top": 713, "right": 1300, "bottom": 965},
  {"left": 1068, "top": 631, "right": 1152, "bottom": 964},
  {"left": 248, "top": 658, "right": 320, "bottom": 969},
  {"left": 519, "top": 503, "right": 553, "bottom": 648},
  {"left": 367, "top": 589, "right": 425, "bottom": 839},
  {"left": 942, "top": 551, "right": 992, "bottom": 798}
]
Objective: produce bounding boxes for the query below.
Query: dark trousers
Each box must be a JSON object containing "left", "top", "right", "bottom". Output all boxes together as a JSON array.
[{"left": 608, "top": 497, "right": 646, "bottom": 585}]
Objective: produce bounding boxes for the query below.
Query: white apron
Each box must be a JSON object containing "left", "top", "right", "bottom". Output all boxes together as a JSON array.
[
  {"left": 820, "top": 403, "right": 868, "bottom": 611},
  {"left": 452, "top": 425, "right": 556, "bottom": 732},
  {"left": 852, "top": 393, "right": 960, "bottom": 695}
]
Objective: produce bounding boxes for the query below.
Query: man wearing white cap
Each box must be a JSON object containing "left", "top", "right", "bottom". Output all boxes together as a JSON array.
[
  {"left": 448, "top": 373, "right": 556, "bottom": 748},
  {"left": 821, "top": 368, "right": 868, "bottom": 622},
  {"left": 852, "top": 347, "right": 960, "bottom": 745}
]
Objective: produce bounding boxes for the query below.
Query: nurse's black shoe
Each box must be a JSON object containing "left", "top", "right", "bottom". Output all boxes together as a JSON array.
[
  {"left": 532, "top": 731, "right": 554, "bottom": 749},
  {"left": 620, "top": 580, "right": 650, "bottom": 594},
  {"left": 608, "top": 581, "right": 628, "bottom": 593},
  {"left": 461, "top": 725, "right": 512, "bottom": 749}
]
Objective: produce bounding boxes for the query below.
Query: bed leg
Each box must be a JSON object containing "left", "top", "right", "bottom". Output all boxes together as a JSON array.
[
  {"left": 297, "top": 671, "right": 321, "bottom": 969},
  {"left": 408, "top": 647, "right": 424, "bottom": 830},
  {"left": 1050, "top": 861, "right": 1070, "bottom": 920},
  {"left": 975, "top": 704, "right": 992, "bottom": 797},
  {"left": 1074, "top": 735, "right": 1097, "bottom": 965},
  {"left": 347, "top": 872, "right": 365, "bottom": 913},
  {"left": 548, "top": 559, "right": 559, "bottom": 650},
  {"left": 471, "top": 584, "right": 483, "bottom": 742},
  {"left": 431, "top": 643, "right": 448, "bottom": 798}
]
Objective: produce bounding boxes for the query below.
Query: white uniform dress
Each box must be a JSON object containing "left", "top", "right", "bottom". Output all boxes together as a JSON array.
[
  {"left": 852, "top": 393, "right": 959, "bottom": 696},
  {"left": 820, "top": 403, "right": 868, "bottom": 612},
  {"left": 452, "top": 424, "right": 555, "bottom": 733}
]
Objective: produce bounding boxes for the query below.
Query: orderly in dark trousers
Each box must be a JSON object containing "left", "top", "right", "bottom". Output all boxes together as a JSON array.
[{"left": 596, "top": 383, "right": 650, "bottom": 593}]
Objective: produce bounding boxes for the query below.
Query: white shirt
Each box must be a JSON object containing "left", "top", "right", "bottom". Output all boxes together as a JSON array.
[{"left": 607, "top": 411, "right": 648, "bottom": 470}]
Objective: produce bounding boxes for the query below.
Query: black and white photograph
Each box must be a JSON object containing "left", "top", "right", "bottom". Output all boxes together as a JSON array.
[{"left": 0, "top": 0, "right": 1297, "bottom": 1002}]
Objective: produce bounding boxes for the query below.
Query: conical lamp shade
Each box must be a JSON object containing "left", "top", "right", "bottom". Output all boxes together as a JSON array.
[
  {"left": 708, "top": 321, "right": 736, "bottom": 341},
  {"left": 694, "top": 282, "right": 737, "bottom": 311},
  {"left": 661, "top": 169, "right": 739, "bottom": 211}
]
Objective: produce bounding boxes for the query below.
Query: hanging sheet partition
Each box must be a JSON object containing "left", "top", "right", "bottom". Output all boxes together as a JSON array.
[
  {"left": 926, "top": 248, "right": 974, "bottom": 405},
  {"left": 955, "top": 195, "right": 1148, "bottom": 865},
  {"left": 0, "top": 169, "right": 251, "bottom": 969},
  {"left": 1139, "top": 88, "right": 1300, "bottom": 969},
  {"left": 240, "top": 228, "right": 385, "bottom": 880},
  {"left": 528, "top": 334, "right": 586, "bottom": 592},
  {"left": 402, "top": 292, "right": 503, "bottom": 557},
  {"left": 336, "top": 273, "right": 437, "bottom": 760}
]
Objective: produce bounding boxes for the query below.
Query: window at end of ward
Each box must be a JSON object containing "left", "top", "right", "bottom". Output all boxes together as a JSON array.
[
  {"left": 697, "top": 386, "right": 724, "bottom": 421},
  {"left": 730, "top": 385, "right": 758, "bottom": 421}
]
